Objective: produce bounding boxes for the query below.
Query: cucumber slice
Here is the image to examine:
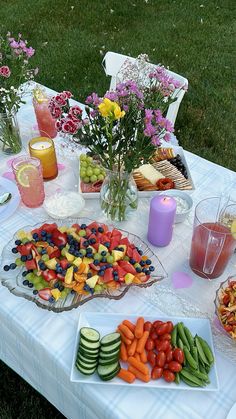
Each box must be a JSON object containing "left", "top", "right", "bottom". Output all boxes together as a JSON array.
[
  {"left": 78, "top": 352, "right": 99, "bottom": 365},
  {"left": 76, "top": 363, "right": 96, "bottom": 376},
  {"left": 99, "top": 366, "right": 120, "bottom": 381},
  {"left": 97, "top": 362, "right": 120, "bottom": 380},
  {"left": 98, "top": 356, "right": 120, "bottom": 366},
  {"left": 100, "top": 332, "right": 121, "bottom": 347},
  {"left": 80, "top": 338, "right": 100, "bottom": 351},
  {"left": 79, "top": 348, "right": 99, "bottom": 359},
  {"left": 77, "top": 358, "right": 97, "bottom": 370},
  {"left": 80, "top": 327, "right": 100, "bottom": 343},
  {"left": 99, "top": 348, "right": 120, "bottom": 359},
  {"left": 100, "top": 341, "right": 121, "bottom": 354}
]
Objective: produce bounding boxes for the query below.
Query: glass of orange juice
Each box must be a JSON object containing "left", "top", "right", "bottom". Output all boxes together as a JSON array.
[{"left": 12, "top": 156, "right": 45, "bottom": 208}]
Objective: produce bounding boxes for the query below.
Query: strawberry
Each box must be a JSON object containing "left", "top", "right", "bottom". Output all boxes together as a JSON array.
[
  {"left": 42, "top": 269, "right": 57, "bottom": 282},
  {"left": 38, "top": 288, "right": 52, "bottom": 301}
]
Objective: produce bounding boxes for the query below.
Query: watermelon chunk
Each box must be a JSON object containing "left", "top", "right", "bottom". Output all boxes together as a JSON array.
[
  {"left": 25, "top": 259, "right": 37, "bottom": 271},
  {"left": 118, "top": 260, "right": 137, "bottom": 275},
  {"left": 132, "top": 248, "right": 142, "bottom": 263},
  {"left": 120, "top": 237, "right": 131, "bottom": 247},
  {"left": 109, "top": 237, "right": 120, "bottom": 250},
  {"left": 111, "top": 228, "right": 122, "bottom": 240},
  {"left": 126, "top": 246, "right": 133, "bottom": 258},
  {"left": 103, "top": 268, "right": 114, "bottom": 283}
]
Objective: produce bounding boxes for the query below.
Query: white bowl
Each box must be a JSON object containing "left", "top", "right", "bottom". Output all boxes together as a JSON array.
[
  {"left": 159, "top": 190, "right": 193, "bottom": 223},
  {"left": 43, "top": 191, "right": 85, "bottom": 219}
]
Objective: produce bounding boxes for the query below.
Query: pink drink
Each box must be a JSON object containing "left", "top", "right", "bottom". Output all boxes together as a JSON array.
[
  {"left": 33, "top": 98, "right": 57, "bottom": 139},
  {"left": 12, "top": 156, "right": 45, "bottom": 208}
]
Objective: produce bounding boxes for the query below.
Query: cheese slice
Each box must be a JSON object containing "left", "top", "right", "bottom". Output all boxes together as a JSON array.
[{"left": 136, "top": 164, "right": 164, "bottom": 185}]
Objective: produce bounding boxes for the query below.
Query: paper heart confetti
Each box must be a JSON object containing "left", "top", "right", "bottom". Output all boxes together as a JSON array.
[{"left": 172, "top": 271, "right": 193, "bottom": 289}]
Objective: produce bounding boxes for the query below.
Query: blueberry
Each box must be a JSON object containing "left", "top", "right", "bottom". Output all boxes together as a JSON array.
[
  {"left": 41, "top": 230, "right": 47, "bottom": 236},
  {"left": 59, "top": 285, "right": 64, "bottom": 292},
  {"left": 62, "top": 269, "right": 67, "bottom": 276},
  {"left": 142, "top": 268, "right": 147, "bottom": 273},
  {"left": 15, "top": 239, "right": 21, "bottom": 245},
  {"left": 54, "top": 282, "right": 60, "bottom": 289},
  {"left": 23, "top": 279, "right": 29, "bottom": 286},
  {"left": 91, "top": 228, "right": 97, "bottom": 233},
  {"left": 40, "top": 263, "right": 47, "bottom": 271},
  {"left": 98, "top": 270, "right": 104, "bottom": 276},
  {"left": 83, "top": 241, "right": 89, "bottom": 247},
  {"left": 108, "top": 264, "right": 113, "bottom": 268},
  {"left": 113, "top": 270, "right": 118, "bottom": 276},
  {"left": 81, "top": 224, "right": 87, "bottom": 229},
  {"left": 83, "top": 284, "right": 90, "bottom": 291},
  {"left": 22, "top": 271, "right": 28, "bottom": 277},
  {"left": 78, "top": 252, "right": 84, "bottom": 258},
  {"left": 27, "top": 254, "right": 33, "bottom": 260},
  {"left": 10, "top": 263, "right": 17, "bottom": 270},
  {"left": 70, "top": 289, "right": 76, "bottom": 295},
  {"left": 57, "top": 267, "right": 63, "bottom": 273},
  {"left": 12, "top": 247, "right": 18, "bottom": 254},
  {"left": 59, "top": 244, "right": 65, "bottom": 250},
  {"left": 56, "top": 263, "right": 60, "bottom": 268},
  {"left": 67, "top": 263, "right": 71, "bottom": 268},
  {"left": 74, "top": 251, "right": 80, "bottom": 257},
  {"left": 47, "top": 233, "right": 52, "bottom": 239},
  {"left": 98, "top": 227, "right": 104, "bottom": 233},
  {"left": 135, "top": 267, "right": 142, "bottom": 273},
  {"left": 90, "top": 238, "right": 96, "bottom": 244},
  {"left": 73, "top": 266, "right": 78, "bottom": 272},
  {"left": 94, "top": 260, "right": 99, "bottom": 266},
  {"left": 118, "top": 247, "right": 124, "bottom": 251},
  {"left": 145, "top": 270, "right": 150, "bottom": 276},
  {"left": 3, "top": 265, "right": 10, "bottom": 271},
  {"left": 129, "top": 258, "right": 135, "bottom": 265},
  {"left": 145, "top": 259, "right": 152, "bottom": 265},
  {"left": 104, "top": 242, "right": 110, "bottom": 248},
  {"left": 101, "top": 251, "right": 107, "bottom": 256},
  {"left": 32, "top": 233, "right": 39, "bottom": 240},
  {"left": 140, "top": 260, "right": 146, "bottom": 267},
  {"left": 87, "top": 272, "right": 93, "bottom": 278},
  {"left": 28, "top": 282, "right": 33, "bottom": 288},
  {"left": 49, "top": 296, "right": 55, "bottom": 303},
  {"left": 41, "top": 249, "right": 47, "bottom": 255},
  {"left": 101, "top": 257, "right": 107, "bottom": 263},
  {"left": 149, "top": 266, "right": 155, "bottom": 272},
  {"left": 33, "top": 289, "right": 38, "bottom": 295},
  {"left": 137, "top": 249, "right": 143, "bottom": 256}
]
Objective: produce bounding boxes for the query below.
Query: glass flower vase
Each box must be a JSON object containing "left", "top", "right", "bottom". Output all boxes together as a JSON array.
[
  {"left": 100, "top": 170, "right": 138, "bottom": 222},
  {"left": 0, "top": 111, "right": 22, "bottom": 154}
]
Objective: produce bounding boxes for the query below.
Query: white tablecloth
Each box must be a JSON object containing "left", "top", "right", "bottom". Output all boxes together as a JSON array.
[{"left": 0, "top": 86, "right": 236, "bottom": 419}]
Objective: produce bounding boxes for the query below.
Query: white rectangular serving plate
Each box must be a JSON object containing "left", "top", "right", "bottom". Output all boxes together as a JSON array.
[
  {"left": 78, "top": 146, "right": 195, "bottom": 199},
  {"left": 70, "top": 312, "right": 219, "bottom": 391}
]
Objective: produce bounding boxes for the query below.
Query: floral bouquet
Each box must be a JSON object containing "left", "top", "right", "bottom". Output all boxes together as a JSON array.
[
  {"left": 49, "top": 65, "right": 186, "bottom": 220},
  {"left": 0, "top": 32, "right": 38, "bottom": 153}
]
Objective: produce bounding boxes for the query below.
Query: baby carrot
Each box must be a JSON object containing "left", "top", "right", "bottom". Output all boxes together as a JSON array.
[
  {"left": 136, "top": 331, "right": 149, "bottom": 354},
  {"left": 123, "top": 320, "right": 136, "bottom": 333},
  {"left": 140, "top": 349, "right": 148, "bottom": 364},
  {"left": 134, "top": 352, "right": 141, "bottom": 362},
  {"left": 134, "top": 317, "right": 144, "bottom": 339},
  {"left": 117, "top": 328, "right": 132, "bottom": 346},
  {"left": 127, "top": 338, "right": 137, "bottom": 357},
  {"left": 120, "top": 342, "right": 128, "bottom": 362},
  {"left": 128, "top": 365, "right": 150, "bottom": 383},
  {"left": 128, "top": 356, "right": 149, "bottom": 375},
  {"left": 119, "top": 324, "right": 134, "bottom": 340},
  {"left": 117, "top": 368, "right": 136, "bottom": 384}
]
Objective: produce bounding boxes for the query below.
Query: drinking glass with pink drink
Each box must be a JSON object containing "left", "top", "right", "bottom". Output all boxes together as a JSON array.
[
  {"left": 12, "top": 156, "right": 45, "bottom": 208},
  {"left": 189, "top": 197, "right": 236, "bottom": 279}
]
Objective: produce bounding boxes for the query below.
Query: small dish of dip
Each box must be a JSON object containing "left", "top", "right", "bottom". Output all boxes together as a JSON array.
[
  {"left": 159, "top": 190, "right": 193, "bottom": 223},
  {"left": 44, "top": 191, "right": 85, "bottom": 219}
]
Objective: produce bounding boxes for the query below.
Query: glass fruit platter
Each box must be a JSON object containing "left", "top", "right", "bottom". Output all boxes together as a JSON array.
[{"left": 0, "top": 218, "right": 167, "bottom": 313}]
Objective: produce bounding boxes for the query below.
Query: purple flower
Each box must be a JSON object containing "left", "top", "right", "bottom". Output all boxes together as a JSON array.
[
  {"left": 10, "top": 40, "right": 19, "bottom": 49},
  {"left": 165, "top": 119, "right": 174, "bottom": 133},
  {"left": 25, "top": 47, "right": 35, "bottom": 57},
  {"left": 164, "top": 132, "right": 171, "bottom": 142},
  {"left": 144, "top": 123, "right": 156, "bottom": 137},
  {"left": 144, "top": 109, "right": 153, "bottom": 122},
  {"left": 151, "top": 135, "right": 161, "bottom": 146},
  {"left": 85, "top": 93, "right": 101, "bottom": 106},
  {"left": 104, "top": 91, "right": 118, "bottom": 101}
]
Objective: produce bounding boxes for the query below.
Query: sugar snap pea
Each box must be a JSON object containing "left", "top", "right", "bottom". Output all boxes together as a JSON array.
[
  {"left": 199, "top": 362, "right": 207, "bottom": 375},
  {"left": 180, "top": 374, "right": 200, "bottom": 387},
  {"left": 177, "top": 337, "right": 184, "bottom": 350},
  {"left": 191, "top": 346, "right": 199, "bottom": 368},
  {"left": 180, "top": 369, "right": 206, "bottom": 387},
  {"left": 175, "top": 372, "right": 180, "bottom": 384},
  {"left": 177, "top": 323, "right": 190, "bottom": 350},
  {"left": 171, "top": 324, "right": 178, "bottom": 348},
  {"left": 187, "top": 367, "right": 210, "bottom": 383},
  {"left": 184, "top": 326, "right": 195, "bottom": 352},
  {"left": 183, "top": 346, "right": 198, "bottom": 370},
  {"left": 197, "top": 336, "right": 214, "bottom": 365},
  {"left": 195, "top": 336, "right": 210, "bottom": 366}
]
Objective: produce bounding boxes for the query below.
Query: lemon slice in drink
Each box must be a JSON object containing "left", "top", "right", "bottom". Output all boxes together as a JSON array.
[
  {"left": 16, "top": 164, "right": 38, "bottom": 187},
  {"left": 231, "top": 219, "right": 236, "bottom": 239}
]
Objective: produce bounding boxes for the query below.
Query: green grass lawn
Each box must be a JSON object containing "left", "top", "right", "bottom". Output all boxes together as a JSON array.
[{"left": 0, "top": 0, "right": 235, "bottom": 416}]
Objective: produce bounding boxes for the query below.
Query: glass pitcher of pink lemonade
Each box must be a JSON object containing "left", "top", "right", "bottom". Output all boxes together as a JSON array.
[{"left": 190, "top": 197, "right": 236, "bottom": 279}]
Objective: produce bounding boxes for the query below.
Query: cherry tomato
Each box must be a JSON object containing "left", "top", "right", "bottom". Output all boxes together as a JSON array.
[
  {"left": 147, "top": 350, "right": 157, "bottom": 367},
  {"left": 153, "top": 320, "right": 163, "bottom": 329},
  {"left": 150, "top": 330, "right": 158, "bottom": 340},
  {"left": 156, "top": 323, "right": 169, "bottom": 336},
  {"left": 166, "top": 349, "right": 173, "bottom": 363},
  {"left": 224, "top": 325, "right": 233, "bottom": 332},
  {"left": 163, "top": 363, "right": 169, "bottom": 370},
  {"left": 165, "top": 321, "right": 174, "bottom": 333},
  {"left": 155, "top": 339, "right": 162, "bottom": 352},
  {"left": 173, "top": 348, "right": 185, "bottom": 364},
  {"left": 168, "top": 361, "right": 182, "bottom": 373},
  {"left": 151, "top": 366, "right": 163, "bottom": 380},
  {"left": 144, "top": 321, "right": 152, "bottom": 332},
  {"left": 158, "top": 340, "right": 171, "bottom": 352},
  {"left": 145, "top": 338, "right": 155, "bottom": 352},
  {"left": 159, "top": 333, "right": 171, "bottom": 341},
  {"left": 223, "top": 294, "right": 230, "bottom": 305},
  {"left": 163, "top": 370, "right": 175, "bottom": 382},
  {"left": 156, "top": 351, "right": 166, "bottom": 368}
]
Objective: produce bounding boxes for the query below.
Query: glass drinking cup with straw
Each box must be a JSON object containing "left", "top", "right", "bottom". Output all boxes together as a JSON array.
[{"left": 189, "top": 196, "right": 236, "bottom": 279}]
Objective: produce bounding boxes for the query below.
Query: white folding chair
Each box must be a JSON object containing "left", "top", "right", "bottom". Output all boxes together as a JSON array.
[{"left": 102, "top": 51, "right": 188, "bottom": 126}]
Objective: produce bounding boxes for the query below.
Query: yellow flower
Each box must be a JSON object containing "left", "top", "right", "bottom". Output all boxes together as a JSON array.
[{"left": 98, "top": 98, "right": 125, "bottom": 120}]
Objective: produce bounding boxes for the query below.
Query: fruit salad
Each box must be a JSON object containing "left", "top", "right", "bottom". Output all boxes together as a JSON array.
[{"left": 3, "top": 221, "right": 156, "bottom": 303}]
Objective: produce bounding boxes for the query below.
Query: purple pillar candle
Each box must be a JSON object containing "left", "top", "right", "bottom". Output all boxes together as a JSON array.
[{"left": 147, "top": 195, "right": 176, "bottom": 247}]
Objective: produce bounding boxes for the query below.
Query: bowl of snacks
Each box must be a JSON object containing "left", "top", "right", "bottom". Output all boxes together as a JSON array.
[
  {"left": 159, "top": 190, "right": 193, "bottom": 223},
  {"left": 215, "top": 276, "right": 236, "bottom": 340}
]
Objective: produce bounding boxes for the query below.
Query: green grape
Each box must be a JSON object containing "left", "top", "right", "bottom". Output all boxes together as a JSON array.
[
  {"left": 81, "top": 161, "right": 88, "bottom": 168},
  {"left": 94, "top": 167, "right": 100, "bottom": 175},
  {"left": 97, "top": 174, "right": 105, "bottom": 181},
  {"left": 34, "top": 283, "right": 43, "bottom": 291},
  {"left": 61, "top": 248, "right": 67, "bottom": 256},
  {"left": 36, "top": 246, "right": 43, "bottom": 254},
  {"left": 15, "top": 258, "right": 24, "bottom": 266},
  {"left": 79, "top": 248, "right": 86, "bottom": 256},
  {"left": 78, "top": 229, "right": 86, "bottom": 237},
  {"left": 22, "top": 238, "right": 29, "bottom": 244},
  {"left": 41, "top": 254, "right": 49, "bottom": 262},
  {"left": 94, "top": 252, "right": 102, "bottom": 261},
  {"left": 86, "top": 156, "right": 93, "bottom": 163},
  {"left": 90, "top": 174, "right": 97, "bottom": 183},
  {"left": 26, "top": 272, "right": 34, "bottom": 281},
  {"left": 106, "top": 255, "right": 114, "bottom": 263},
  {"left": 86, "top": 168, "right": 93, "bottom": 177},
  {"left": 80, "top": 154, "right": 86, "bottom": 161},
  {"left": 80, "top": 170, "right": 86, "bottom": 178},
  {"left": 83, "top": 176, "right": 90, "bottom": 183}
]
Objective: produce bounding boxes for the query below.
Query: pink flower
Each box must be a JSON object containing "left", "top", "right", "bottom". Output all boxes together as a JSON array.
[
  {"left": 49, "top": 103, "right": 62, "bottom": 118},
  {"left": 62, "top": 119, "right": 78, "bottom": 134},
  {"left": 164, "top": 132, "right": 171, "bottom": 142},
  {"left": 151, "top": 135, "right": 161, "bottom": 146},
  {"left": 0, "top": 66, "right": 11, "bottom": 78},
  {"left": 69, "top": 105, "right": 82, "bottom": 118},
  {"left": 165, "top": 119, "right": 174, "bottom": 133},
  {"left": 63, "top": 91, "right": 73, "bottom": 99},
  {"left": 25, "top": 47, "right": 35, "bottom": 57},
  {"left": 10, "top": 40, "right": 19, "bottom": 49},
  {"left": 55, "top": 120, "right": 63, "bottom": 131},
  {"left": 54, "top": 94, "right": 67, "bottom": 107},
  {"left": 19, "top": 40, "right": 26, "bottom": 49}
]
